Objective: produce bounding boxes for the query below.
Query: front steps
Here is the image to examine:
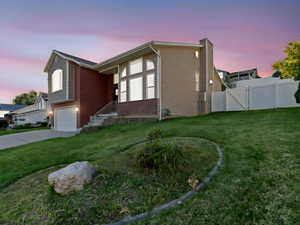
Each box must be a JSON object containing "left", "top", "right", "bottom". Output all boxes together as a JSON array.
[{"left": 81, "top": 113, "right": 158, "bottom": 133}]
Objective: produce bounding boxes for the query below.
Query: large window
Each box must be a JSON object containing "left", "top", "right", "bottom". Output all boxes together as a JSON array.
[
  {"left": 120, "top": 80, "right": 127, "bottom": 103},
  {"left": 146, "top": 59, "right": 154, "bottom": 71},
  {"left": 146, "top": 73, "right": 155, "bottom": 99},
  {"left": 52, "top": 69, "right": 63, "bottom": 92},
  {"left": 113, "top": 73, "right": 119, "bottom": 84},
  {"left": 129, "top": 77, "right": 143, "bottom": 101},
  {"left": 129, "top": 58, "right": 143, "bottom": 75},
  {"left": 121, "top": 67, "right": 127, "bottom": 78}
]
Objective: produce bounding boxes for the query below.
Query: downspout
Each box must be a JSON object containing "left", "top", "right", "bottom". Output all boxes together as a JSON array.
[{"left": 150, "top": 45, "right": 162, "bottom": 120}]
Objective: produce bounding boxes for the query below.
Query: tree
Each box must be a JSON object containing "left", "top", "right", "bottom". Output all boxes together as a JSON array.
[
  {"left": 273, "top": 40, "right": 300, "bottom": 103},
  {"left": 13, "top": 91, "right": 38, "bottom": 105}
]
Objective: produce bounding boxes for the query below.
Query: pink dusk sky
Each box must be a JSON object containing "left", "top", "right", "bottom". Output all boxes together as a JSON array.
[{"left": 0, "top": 0, "right": 299, "bottom": 104}]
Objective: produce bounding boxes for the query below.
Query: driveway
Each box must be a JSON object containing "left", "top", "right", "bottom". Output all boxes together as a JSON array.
[{"left": 0, "top": 130, "right": 77, "bottom": 150}]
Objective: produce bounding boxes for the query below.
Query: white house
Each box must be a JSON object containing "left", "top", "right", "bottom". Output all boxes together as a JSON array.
[
  {"left": 0, "top": 104, "right": 26, "bottom": 120},
  {"left": 11, "top": 93, "right": 50, "bottom": 125}
]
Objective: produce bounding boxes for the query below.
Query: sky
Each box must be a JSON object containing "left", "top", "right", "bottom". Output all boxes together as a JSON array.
[{"left": 0, "top": 0, "right": 299, "bottom": 104}]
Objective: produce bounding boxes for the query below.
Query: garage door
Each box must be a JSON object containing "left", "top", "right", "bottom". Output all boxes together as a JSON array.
[{"left": 54, "top": 107, "right": 77, "bottom": 131}]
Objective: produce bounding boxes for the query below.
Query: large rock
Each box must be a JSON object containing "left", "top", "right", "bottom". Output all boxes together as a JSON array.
[{"left": 48, "top": 161, "right": 97, "bottom": 195}]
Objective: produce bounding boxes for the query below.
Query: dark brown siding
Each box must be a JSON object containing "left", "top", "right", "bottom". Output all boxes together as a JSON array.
[
  {"left": 79, "top": 67, "right": 113, "bottom": 127},
  {"left": 117, "top": 99, "right": 158, "bottom": 116}
]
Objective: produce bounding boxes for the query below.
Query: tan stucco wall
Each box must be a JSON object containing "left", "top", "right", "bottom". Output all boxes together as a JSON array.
[
  {"left": 199, "top": 39, "right": 215, "bottom": 114},
  {"left": 212, "top": 69, "right": 223, "bottom": 92},
  {"left": 157, "top": 46, "right": 201, "bottom": 117}
]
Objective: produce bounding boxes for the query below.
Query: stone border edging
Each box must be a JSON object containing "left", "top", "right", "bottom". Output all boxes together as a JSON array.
[{"left": 102, "top": 138, "right": 224, "bottom": 225}]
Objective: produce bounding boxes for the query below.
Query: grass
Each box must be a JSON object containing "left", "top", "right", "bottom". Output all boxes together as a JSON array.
[
  {"left": 0, "top": 137, "right": 217, "bottom": 224},
  {"left": 0, "top": 127, "right": 48, "bottom": 136},
  {"left": 0, "top": 107, "right": 299, "bottom": 225}
]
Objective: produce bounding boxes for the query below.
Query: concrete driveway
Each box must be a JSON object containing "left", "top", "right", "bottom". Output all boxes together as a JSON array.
[{"left": 0, "top": 130, "right": 77, "bottom": 150}]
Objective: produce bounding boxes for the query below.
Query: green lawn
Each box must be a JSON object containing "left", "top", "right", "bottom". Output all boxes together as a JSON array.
[
  {"left": 0, "top": 127, "right": 48, "bottom": 136},
  {"left": 0, "top": 108, "right": 299, "bottom": 225}
]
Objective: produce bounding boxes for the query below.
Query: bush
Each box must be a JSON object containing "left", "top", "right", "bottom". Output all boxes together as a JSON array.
[
  {"left": 0, "top": 120, "right": 8, "bottom": 129},
  {"left": 147, "top": 128, "right": 163, "bottom": 142},
  {"left": 136, "top": 128, "right": 186, "bottom": 173},
  {"left": 14, "top": 123, "right": 33, "bottom": 129},
  {"left": 36, "top": 121, "right": 48, "bottom": 127}
]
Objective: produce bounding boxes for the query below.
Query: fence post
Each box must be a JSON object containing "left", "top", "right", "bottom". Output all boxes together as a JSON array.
[
  {"left": 247, "top": 86, "right": 250, "bottom": 110},
  {"left": 274, "top": 83, "right": 279, "bottom": 109}
]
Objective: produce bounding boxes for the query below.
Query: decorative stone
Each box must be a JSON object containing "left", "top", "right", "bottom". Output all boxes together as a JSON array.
[{"left": 48, "top": 161, "right": 97, "bottom": 195}]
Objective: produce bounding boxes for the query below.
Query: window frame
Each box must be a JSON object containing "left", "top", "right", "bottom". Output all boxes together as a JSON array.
[
  {"left": 51, "top": 69, "right": 63, "bottom": 93},
  {"left": 146, "top": 73, "right": 155, "bottom": 99},
  {"left": 121, "top": 67, "right": 127, "bottom": 78},
  {"left": 120, "top": 80, "right": 127, "bottom": 103},
  {"left": 129, "top": 76, "right": 143, "bottom": 101},
  {"left": 129, "top": 58, "right": 143, "bottom": 75},
  {"left": 146, "top": 59, "right": 155, "bottom": 71}
]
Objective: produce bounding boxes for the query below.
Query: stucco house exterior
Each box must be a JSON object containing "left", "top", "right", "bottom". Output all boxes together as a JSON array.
[
  {"left": 11, "top": 93, "right": 50, "bottom": 126},
  {"left": 44, "top": 39, "right": 223, "bottom": 131}
]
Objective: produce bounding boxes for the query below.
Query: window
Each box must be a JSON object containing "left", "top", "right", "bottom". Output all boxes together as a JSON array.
[
  {"left": 195, "top": 72, "right": 200, "bottom": 91},
  {"left": 129, "top": 58, "right": 143, "bottom": 75},
  {"left": 129, "top": 77, "right": 143, "bottom": 101},
  {"left": 38, "top": 101, "right": 42, "bottom": 109},
  {"left": 146, "top": 59, "right": 154, "bottom": 71},
  {"left": 146, "top": 73, "right": 155, "bottom": 99},
  {"left": 52, "top": 69, "right": 63, "bottom": 92},
  {"left": 121, "top": 67, "right": 127, "bottom": 78},
  {"left": 120, "top": 80, "right": 127, "bottom": 102},
  {"left": 113, "top": 73, "right": 119, "bottom": 84}
]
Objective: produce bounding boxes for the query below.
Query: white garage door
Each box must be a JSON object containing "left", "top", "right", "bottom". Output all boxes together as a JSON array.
[{"left": 54, "top": 107, "right": 77, "bottom": 132}]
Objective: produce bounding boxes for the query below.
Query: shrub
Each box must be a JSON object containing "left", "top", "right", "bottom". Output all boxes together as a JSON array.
[
  {"left": 147, "top": 128, "right": 163, "bottom": 142},
  {"left": 14, "top": 123, "right": 33, "bottom": 129},
  {"left": 162, "top": 108, "right": 171, "bottom": 117},
  {"left": 36, "top": 121, "right": 48, "bottom": 127},
  {"left": 0, "top": 120, "right": 8, "bottom": 129},
  {"left": 136, "top": 129, "right": 186, "bottom": 173}
]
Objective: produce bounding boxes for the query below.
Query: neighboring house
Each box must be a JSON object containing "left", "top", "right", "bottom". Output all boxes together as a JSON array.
[
  {"left": 10, "top": 93, "right": 50, "bottom": 125},
  {"left": 0, "top": 104, "right": 25, "bottom": 120},
  {"left": 218, "top": 68, "right": 260, "bottom": 87},
  {"left": 44, "top": 39, "right": 223, "bottom": 132}
]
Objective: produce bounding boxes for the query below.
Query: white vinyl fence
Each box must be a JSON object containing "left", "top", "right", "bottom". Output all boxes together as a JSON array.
[{"left": 212, "top": 79, "right": 300, "bottom": 112}]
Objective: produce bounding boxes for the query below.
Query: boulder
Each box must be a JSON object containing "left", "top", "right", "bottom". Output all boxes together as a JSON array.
[{"left": 48, "top": 161, "right": 97, "bottom": 195}]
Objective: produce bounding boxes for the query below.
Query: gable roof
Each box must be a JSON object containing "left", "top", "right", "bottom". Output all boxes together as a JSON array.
[
  {"left": 94, "top": 40, "right": 203, "bottom": 71},
  {"left": 0, "top": 104, "right": 26, "bottom": 112},
  {"left": 11, "top": 104, "right": 38, "bottom": 114},
  {"left": 44, "top": 40, "right": 203, "bottom": 73},
  {"left": 55, "top": 51, "right": 97, "bottom": 66},
  {"left": 44, "top": 50, "right": 97, "bottom": 72}
]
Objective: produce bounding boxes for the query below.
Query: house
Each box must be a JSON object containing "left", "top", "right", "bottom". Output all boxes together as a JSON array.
[
  {"left": 44, "top": 39, "right": 223, "bottom": 132},
  {"left": 10, "top": 93, "right": 50, "bottom": 126},
  {"left": 0, "top": 104, "right": 25, "bottom": 120},
  {"left": 218, "top": 68, "right": 260, "bottom": 87}
]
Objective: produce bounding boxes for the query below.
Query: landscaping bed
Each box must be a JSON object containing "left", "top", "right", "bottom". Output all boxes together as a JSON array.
[{"left": 0, "top": 137, "right": 218, "bottom": 225}]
